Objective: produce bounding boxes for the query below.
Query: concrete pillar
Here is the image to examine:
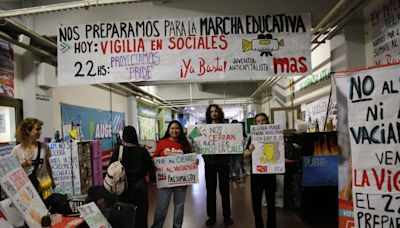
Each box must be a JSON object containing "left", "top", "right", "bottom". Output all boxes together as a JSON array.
[{"left": 127, "top": 96, "right": 138, "bottom": 130}]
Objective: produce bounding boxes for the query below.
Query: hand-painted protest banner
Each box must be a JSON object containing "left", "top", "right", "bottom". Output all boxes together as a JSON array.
[
  {"left": 61, "top": 103, "right": 125, "bottom": 166},
  {"left": 78, "top": 202, "right": 111, "bottom": 228},
  {"left": 0, "top": 155, "right": 48, "bottom": 228},
  {"left": 48, "top": 141, "right": 81, "bottom": 196},
  {"left": 154, "top": 153, "right": 198, "bottom": 188},
  {"left": 250, "top": 124, "right": 285, "bottom": 174},
  {"left": 336, "top": 73, "right": 355, "bottom": 228},
  {"left": 188, "top": 123, "right": 243, "bottom": 155},
  {"left": 57, "top": 14, "right": 311, "bottom": 86},
  {"left": 336, "top": 64, "right": 400, "bottom": 228},
  {"left": 370, "top": 0, "right": 400, "bottom": 65}
]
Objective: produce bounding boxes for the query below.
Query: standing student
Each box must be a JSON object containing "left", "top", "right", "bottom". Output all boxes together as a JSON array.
[
  {"left": 203, "top": 104, "right": 233, "bottom": 226},
  {"left": 152, "top": 120, "right": 194, "bottom": 228},
  {"left": 244, "top": 113, "right": 277, "bottom": 228},
  {"left": 109, "top": 125, "right": 154, "bottom": 228},
  {"left": 11, "top": 118, "right": 55, "bottom": 198}
]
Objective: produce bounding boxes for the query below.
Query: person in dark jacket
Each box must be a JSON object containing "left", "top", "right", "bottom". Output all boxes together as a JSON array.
[
  {"left": 244, "top": 113, "right": 277, "bottom": 228},
  {"left": 110, "top": 125, "right": 154, "bottom": 228},
  {"left": 203, "top": 104, "right": 233, "bottom": 226}
]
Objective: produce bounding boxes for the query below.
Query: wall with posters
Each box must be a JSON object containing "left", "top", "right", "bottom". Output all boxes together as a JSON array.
[
  {"left": 0, "top": 39, "right": 14, "bottom": 98},
  {"left": 61, "top": 103, "right": 125, "bottom": 166},
  {"left": 53, "top": 85, "right": 128, "bottom": 137}
]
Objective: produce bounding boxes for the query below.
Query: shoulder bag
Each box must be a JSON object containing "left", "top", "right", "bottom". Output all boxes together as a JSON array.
[{"left": 28, "top": 142, "right": 41, "bottom": 191}]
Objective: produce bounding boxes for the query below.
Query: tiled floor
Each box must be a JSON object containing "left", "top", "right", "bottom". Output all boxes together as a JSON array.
[{"left": 147, "top": 156, "right": 338, "bottom": 228}]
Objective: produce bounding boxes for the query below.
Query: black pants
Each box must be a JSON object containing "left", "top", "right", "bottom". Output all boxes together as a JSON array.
[
  {"left": 119, "top": 178, "right": 148, "bottom": 228},
  {"left": 204, "top": 163, "right": 231, "bottom": 219},
  {"left": 251, "top": 174, "right": 276, "bottom": 228}
]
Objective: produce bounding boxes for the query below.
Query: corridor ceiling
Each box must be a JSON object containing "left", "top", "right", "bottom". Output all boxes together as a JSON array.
[{"left": 0, "top": 0, "right": 372, "bottom": 113}]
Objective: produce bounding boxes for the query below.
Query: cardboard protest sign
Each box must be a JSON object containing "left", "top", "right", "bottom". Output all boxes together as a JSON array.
[
  {"left": 188, "top": 123, "right": 243, "bottom": 155},
  {"left": 154, "top": 153, "right": 198, "bottom": 188},
  {"left": 250, "top": 124, "right": 285, "bottom": 174},
  {"left": 336, "top": 64, "right": 400, "bottom": 228},
  {"left": 0, "top": 155, "right": 48, "bottom": 228},
  {"left": 78, "top": 202, "right": 111, "bottom": 228},
  {"left": 48, "top": 142, "right": 81, "bottom": 196}
]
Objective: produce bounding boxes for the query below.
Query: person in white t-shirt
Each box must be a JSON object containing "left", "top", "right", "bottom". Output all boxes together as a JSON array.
[{"left": 11, "top": 118, "right": 54, "bottom": 196}]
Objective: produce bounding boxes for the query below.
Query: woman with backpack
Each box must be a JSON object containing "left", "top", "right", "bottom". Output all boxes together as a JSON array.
[
  {"left": 151, "top": 120, "right": 194, "bottom": 228},
  {"left": 109, "top": 125, "right": 154, "bottom": 228}
]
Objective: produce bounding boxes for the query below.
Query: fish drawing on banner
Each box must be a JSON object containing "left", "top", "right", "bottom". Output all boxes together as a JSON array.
[{"left": 242, "top": 34, "right": 284, "bottom": 56}]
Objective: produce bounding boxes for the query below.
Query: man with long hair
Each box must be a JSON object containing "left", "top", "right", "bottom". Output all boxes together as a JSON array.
[{"left": 203, "top": 104, "right": 233, "bottom": 226}]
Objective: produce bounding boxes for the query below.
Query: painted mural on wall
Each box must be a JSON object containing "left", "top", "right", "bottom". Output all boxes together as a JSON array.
[
  {"left": 57, "top": 14, "right": 312, "bottom": 85},
  {"left": 306, "top": 95, "right": 337, "bottom": 132},
  {"left": 0, "top": 39, "right": 14, "bottom": 97},
  {"left": 370, "top": 0, "right": 400, "bottom": 65},
  {"left": 61, "top": 103, "right": 125, "bottom": 166}
]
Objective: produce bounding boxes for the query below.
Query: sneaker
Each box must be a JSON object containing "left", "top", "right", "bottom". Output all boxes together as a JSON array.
[
  {"left": 206, "top": 218, "right": 216, "bottom": 226},
  {"left": 224, "top": 217, "right": 234, "bottom": 225}
]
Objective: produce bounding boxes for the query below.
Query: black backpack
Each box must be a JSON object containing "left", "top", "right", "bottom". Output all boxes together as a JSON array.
[{"left": 44, "top": 193, "right": 73, "bottom": 215}]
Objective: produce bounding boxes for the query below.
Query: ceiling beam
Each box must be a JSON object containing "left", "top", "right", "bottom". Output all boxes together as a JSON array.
[{"left": 0, "top": 0, "right": 149, "bottom": 18}]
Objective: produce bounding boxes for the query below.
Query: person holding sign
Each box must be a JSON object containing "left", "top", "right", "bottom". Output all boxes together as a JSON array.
[
  {"left": 109, "top": 125, "right": 154, "bottom": 228},
  {"left": 244, "top": 113, "right": 277, "bottom": 228},
  {"left": 151, "top": 120, "right": 194, "bottom": 228},
  {"left": 203, "top": 104, "right": 234, "bottom": 226},
  {"left": 11, "top": 118, "right": 55, "bottom": 199}
]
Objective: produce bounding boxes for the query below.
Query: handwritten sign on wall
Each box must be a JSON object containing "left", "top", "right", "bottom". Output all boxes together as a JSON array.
[
  {"left": 188, "top": 123, "right": 243, "bottom": 155},
  {"left": 0, "top": 155, "right": 48, "bottom": 227},
  {"left": 339, "top": 64, "right": 400, "bottom": 228},
  {"left": 370, "top": 0, "right": 400, "bottom": 65},
  {"left": 250, "top": 124, "right": 285, "bottom": 174},
  {"left": 57, "top": 14, "right": 311, "bottom": 85},
  {"left": 154, "top": 153, "right": 198, "bottom": 188}
]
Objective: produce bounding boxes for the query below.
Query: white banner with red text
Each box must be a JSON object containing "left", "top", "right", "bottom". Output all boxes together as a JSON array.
[
  {"left": 336, "top": 64, "right": 400, "bottom": 228},
  {"left": 57, "top": 14, "right": 311, "bottom": 85},
  {"left": 154, "top": 153, "right": 198, "bottom": 188}
]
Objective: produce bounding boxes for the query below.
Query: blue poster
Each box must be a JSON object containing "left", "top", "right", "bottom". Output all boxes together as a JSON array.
[
  {"left": 302, "top": 155, "right": 338, "bottom": 186},
  {"left": 61, "top": 103, "right": 125, "bottom": 162}
]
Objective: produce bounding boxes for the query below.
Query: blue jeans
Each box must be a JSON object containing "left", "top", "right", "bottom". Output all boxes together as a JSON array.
[
  {"left": 152, "top": 186, "right": 187, "bottom": 228},
  {"left": 230, "top": 154, "right": 242, "bottom": 177}
]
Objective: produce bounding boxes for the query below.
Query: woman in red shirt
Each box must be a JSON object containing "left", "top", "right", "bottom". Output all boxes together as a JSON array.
[{"left": 151, "top": 120, "right": 193, "bottom": 228}]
